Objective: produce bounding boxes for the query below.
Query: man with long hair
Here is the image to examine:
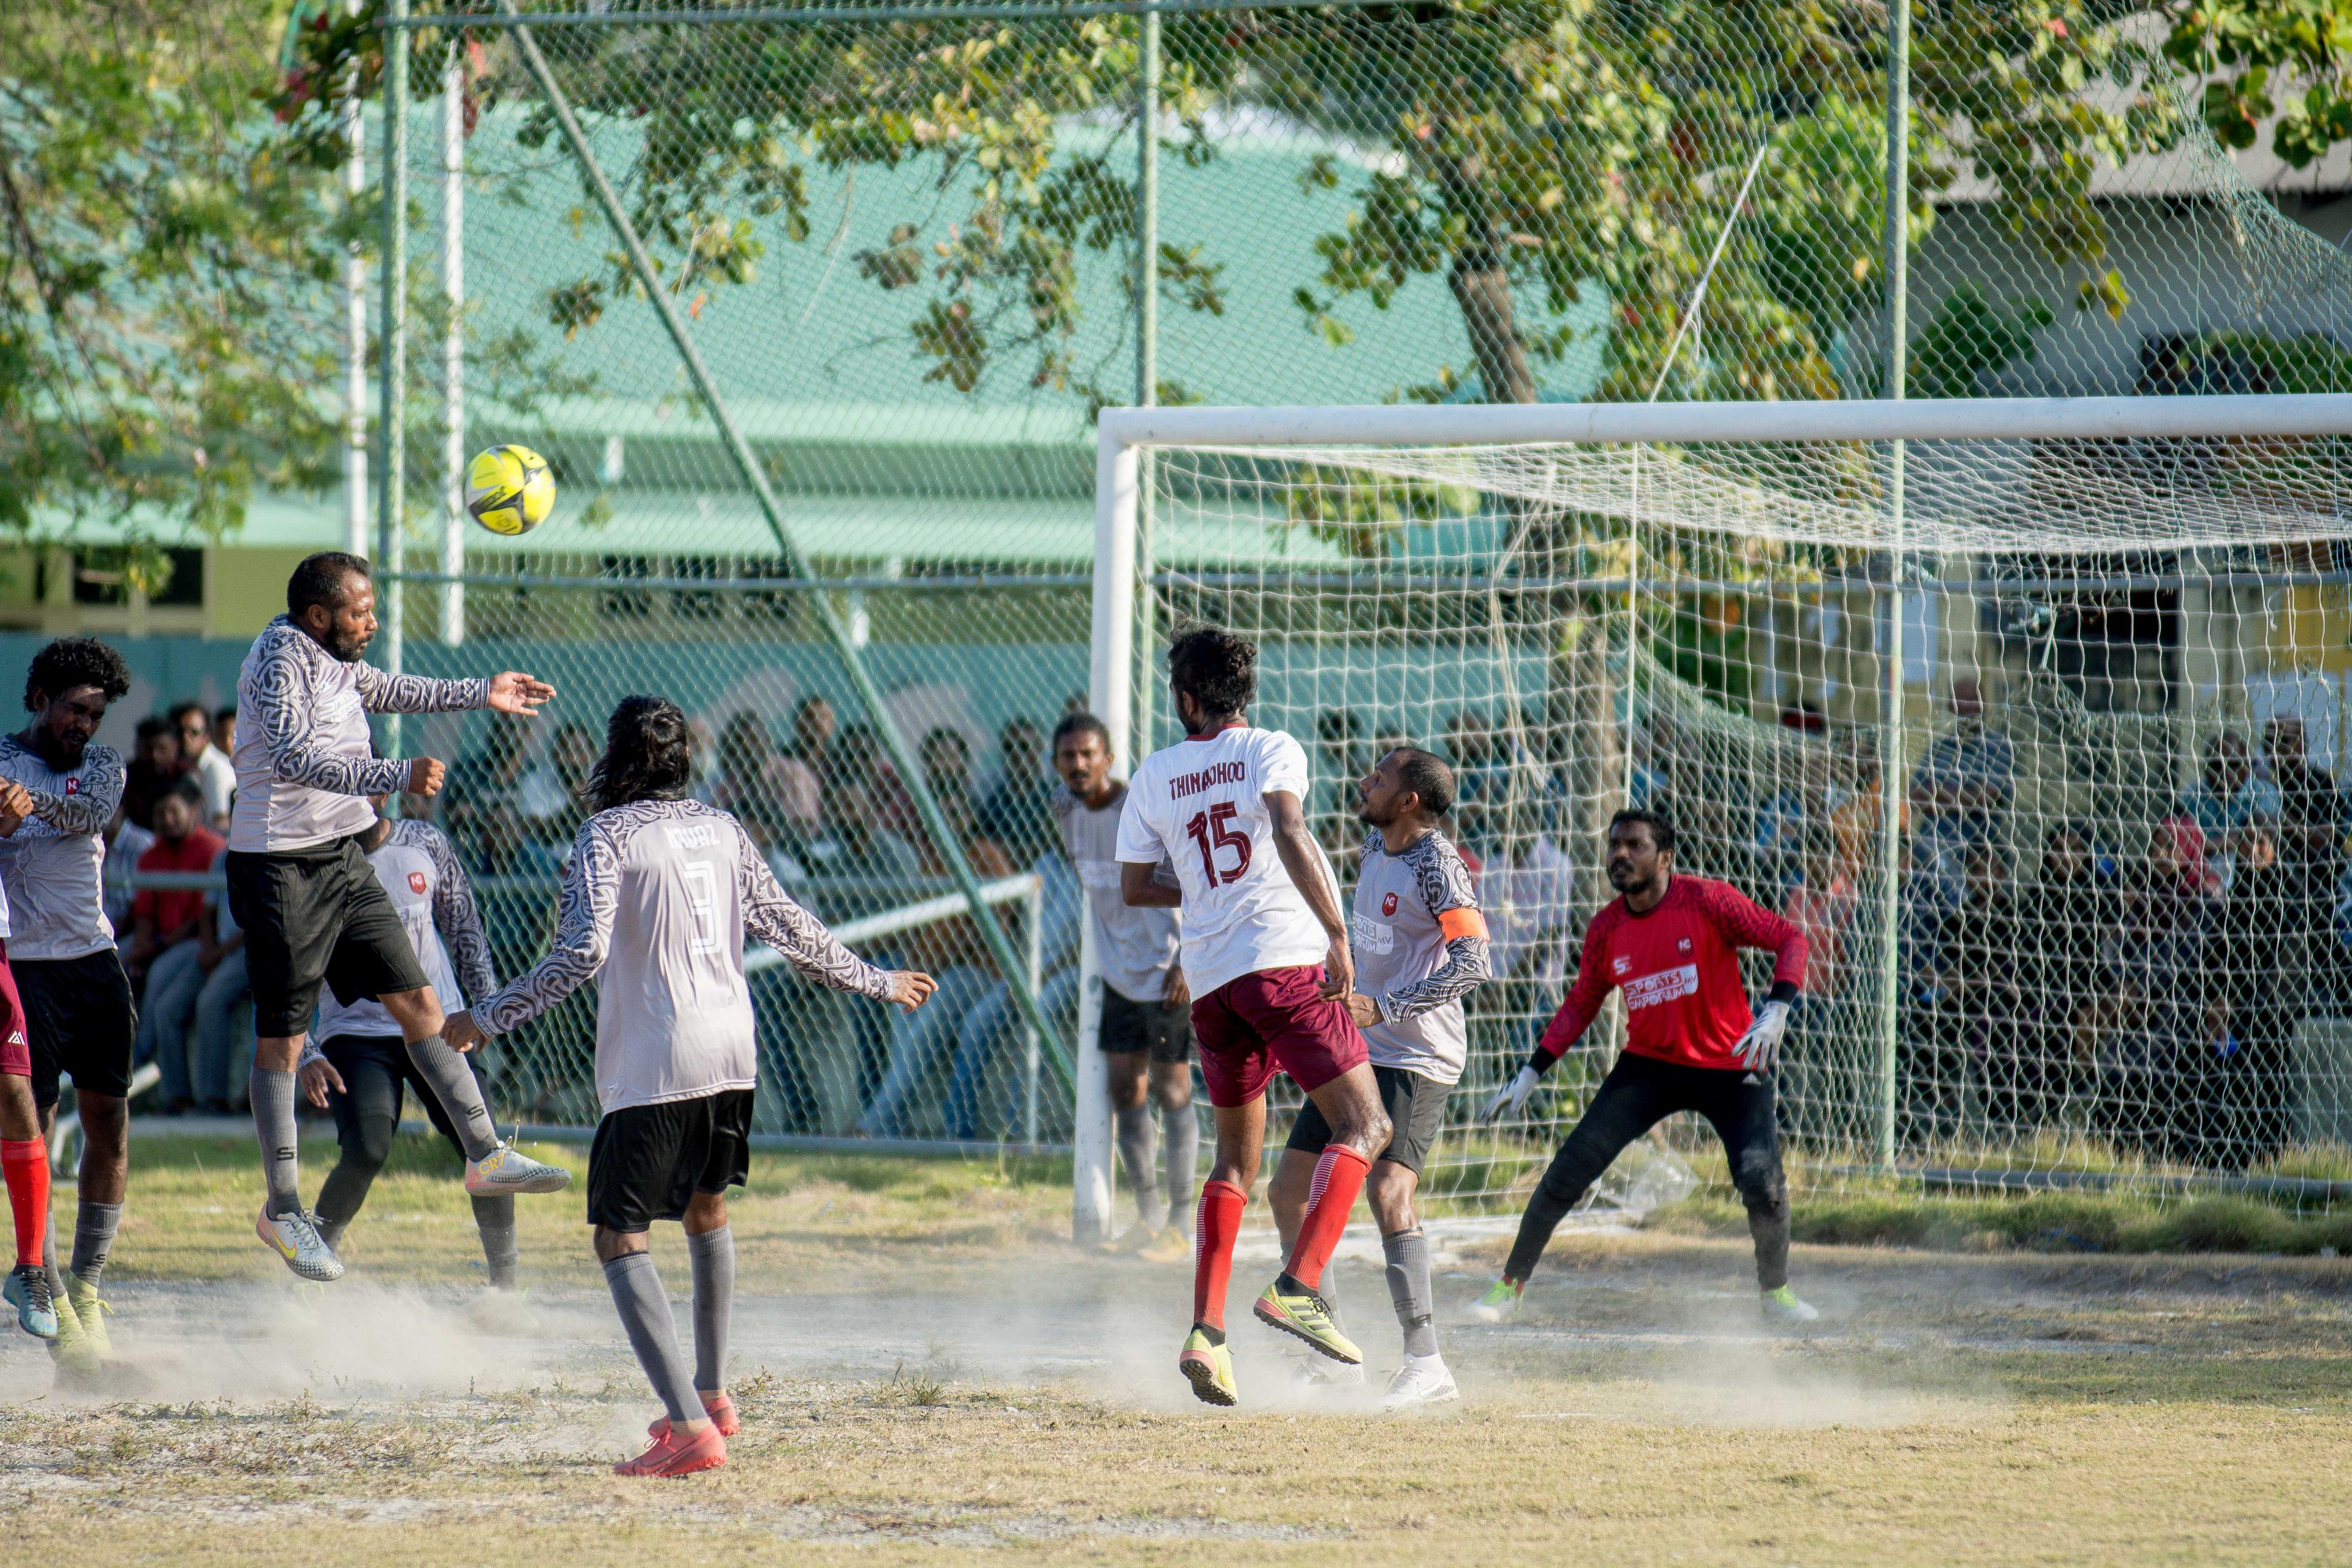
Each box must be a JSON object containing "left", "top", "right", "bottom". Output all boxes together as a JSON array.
[{"left": 447, "top": 696, "right": 937, "bottom": 1478}]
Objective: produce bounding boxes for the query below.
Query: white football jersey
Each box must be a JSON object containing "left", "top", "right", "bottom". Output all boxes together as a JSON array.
[{"left": 1116, "top": 724, "right": 1334, "bottom": 997}]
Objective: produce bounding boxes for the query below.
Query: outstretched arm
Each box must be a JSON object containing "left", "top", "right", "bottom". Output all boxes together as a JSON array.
[
  {"left": 736, "top": 831, "right": 896, "bottom": 1001},
  {"left": 352, "top": 663, "right": 493, "bottom": 715},
  {"left": 469, "top": 821, "right": 616, "bottom": 1036}
]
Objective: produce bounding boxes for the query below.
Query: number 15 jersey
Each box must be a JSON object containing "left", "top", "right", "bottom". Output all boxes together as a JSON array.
[{"left": 1117, "top": 724, "right": 1331, "bottom": 997}]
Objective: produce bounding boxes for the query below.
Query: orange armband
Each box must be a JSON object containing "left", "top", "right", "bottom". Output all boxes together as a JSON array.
[{"left": 1438, "top": 907, "right": 1490, "bottom": 942}]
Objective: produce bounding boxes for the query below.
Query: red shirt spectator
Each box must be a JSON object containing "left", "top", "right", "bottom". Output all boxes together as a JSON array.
[{"left": 133, "top": 798, "right": 225, "bottom": 941}]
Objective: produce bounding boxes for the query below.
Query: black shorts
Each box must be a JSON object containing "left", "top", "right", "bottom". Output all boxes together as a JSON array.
[
  {"left": 227, "top": 839, "right": 430, "bottom": 1038},
  {"left": 1099, "top": 984, "right": 1193, "bottom": 1064},
  {"left": 1287, "top": 1062, "right": 1453, "bottom": 1175},
  {"left": 15, "top": 949, "right": 138, "bottom": 1112},
  {"left": 588, "top": 1089, "right": 755, "bottom": 1232}
]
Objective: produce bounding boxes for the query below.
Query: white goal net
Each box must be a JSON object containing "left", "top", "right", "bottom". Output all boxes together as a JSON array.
[{"left": 1085, "top": 396, "right": 2352, "bottom": 1229}]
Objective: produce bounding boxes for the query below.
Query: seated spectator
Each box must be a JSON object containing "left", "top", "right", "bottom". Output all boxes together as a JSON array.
[
  {"left": 102, "top": 809, "right": 154, "bottom": 935},
  {"left": 121, "top": 714, "right": 188, "bottom": 831},
  {"left": 170, "top": 698, "right": 235, "bottom": 830},
  {"left": 212, "top": 704, "right": 236, "bottom": 760},
  {"left": 1909, "top": 677, "right": 2015, "bottom": 912},
  {"left": 518, "top": 720, "right": 597, "bottom": 843},
  {"left": 772, "top": 695, "right": 834, "bottom": 827},
  {"left": 446, "top": 718, "right": 530, "bottom": 870},
  {"left": 2100, "top": 820, "right": 2213, "bottom": 1159},
  {"left": 837, "top": 722, "right": 921, "bottom": 845},
  {"left": 1782, "top": 825, "right": 1858, "bottom": 1000},
  {"left": 798, "top": 775, "right": 922, "bottom": 900},
  {"left": 2180, "top": 731, "right": 2279, "bottom": 875},
  {"left": 128, "top": 779, "right": 224, "bottom": 1114},
  {"left": 710, "top": 712, "right": 782, "bottom": 827},
  {"left": 919, "top": 726, "right": 980, "bottom": 835},
  {"left": 978, "top": 717, "right": 1055, "bottom": 865},
  {"left": 190, "top": 840, "right": 251, "bottom": 1114}
]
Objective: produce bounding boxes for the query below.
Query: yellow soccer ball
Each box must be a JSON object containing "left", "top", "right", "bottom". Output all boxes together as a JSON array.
[{"left": 465, "top": 444, "right": 555, "bottom": 537}]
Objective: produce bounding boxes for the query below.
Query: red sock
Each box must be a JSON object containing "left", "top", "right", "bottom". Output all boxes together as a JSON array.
[
  {"left": 1284, "top": 1145, "right": 1369, "bottom": 1291},
  {"left": 2, "top": 1137, "right": 48, "bottom": 1270},
  {"left": 1192, "top": 1179, "right": 1246, "bottom": 1331}
]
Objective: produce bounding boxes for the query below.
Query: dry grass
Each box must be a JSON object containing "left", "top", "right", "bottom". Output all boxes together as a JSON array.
[{"left": 4, "top": 1133, "right": 2351, "bottom": 1566}]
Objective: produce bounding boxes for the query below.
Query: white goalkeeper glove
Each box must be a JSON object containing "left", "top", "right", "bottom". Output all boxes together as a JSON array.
[
  {"left": 1480, "top": 1065, "right": 1544, "bottom": 1121},
  {"left": 1735, "top": 999, "right": 1792, "bottom": 1074}
]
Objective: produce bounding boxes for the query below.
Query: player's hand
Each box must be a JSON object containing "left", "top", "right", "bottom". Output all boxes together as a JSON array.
[
  {"left": 486, "top": 671, "right": 555, "bottom": 716},
  {"left": 298, "top": 1056, "right": 346, "bottom": 1109},
  {"left": 884, "top": 970, "right": 938, "bottom": 1012},
  {"left": 1735, "top": 999, "right": 1792, "bottom": 1074},
  {"left": 1344, "top": 991, "right": 1382, "bottom": 1028},
  {"left": 0, "top": 778, "right": 32, "bottom": 825},
  {"left": 1321, "top": 933, "right": 1354, "bottom": 999},
  {"left": 1161, "top": 966, "right": 1189, "bottom": 1011},
  {"left": 442, "top": 1009, "right": 485, "bottom": 1053},
  {"left": 407, "top": 755, "right": 447, "bottom": 797},
  {"left": 1480, "top": 1065, "right": 1542, "bottom": 1121}
]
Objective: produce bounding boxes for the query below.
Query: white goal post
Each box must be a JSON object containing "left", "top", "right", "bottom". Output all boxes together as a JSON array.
[{"left": 1079, "top": 394, "right": 2352, "bottom": 1242}]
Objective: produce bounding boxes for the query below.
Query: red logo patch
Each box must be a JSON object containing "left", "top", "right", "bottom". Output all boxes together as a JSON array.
[
  {"left": 1381, "top": 892, "right": 1398, "bottom": 916},
  {"left": 1677, "top": 937, "right": 1693, "bottom": 953},
  {"left": 62, "top": 778, "right": 77, "bottom": 794},
  {"left": 409, "top": 872, "right": 428, "bottom": 895}
]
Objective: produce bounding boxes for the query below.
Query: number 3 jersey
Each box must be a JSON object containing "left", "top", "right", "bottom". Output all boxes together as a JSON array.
[
  {"left": 473, "top": 797, "right": 895, "bottom": 1113},
  {"left": 1117, "top": 724, "right": 1332, "bottom": 997}
]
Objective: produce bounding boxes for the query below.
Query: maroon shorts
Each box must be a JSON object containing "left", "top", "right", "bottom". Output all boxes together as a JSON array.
[
  {"left": 0, "top": 942, "right": 26, "bottom": 1079},
  {"left": 1189, "top": 964, "right": 1368, "bottom": 1109}
]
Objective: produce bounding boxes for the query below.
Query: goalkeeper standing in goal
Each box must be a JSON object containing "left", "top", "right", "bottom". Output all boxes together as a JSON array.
[
  {"left": 1272, "top": 745, "right": 1489, "bottom": 1409},
  {"left": 1471, "top": 809, "right": 1817, "bottom": 1324},
  {"left": 445, "top": 696, "right": 937, "bottom": 1477}
]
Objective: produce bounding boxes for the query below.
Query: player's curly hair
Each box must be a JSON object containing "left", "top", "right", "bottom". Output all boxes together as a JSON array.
[
  {"left": 1166, "top": 621, "right": 1256, "bottom": 722},
  {"left": 587, "top": 695, "right": 694, "bottom": 812},
  {"left": 24, "top": 636, "right": 131, "bottom": 713}
]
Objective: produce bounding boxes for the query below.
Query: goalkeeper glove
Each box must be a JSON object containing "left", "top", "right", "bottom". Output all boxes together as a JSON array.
[
  {"left": 1480, "top": 1063, "right": 1544, "bottom": 1121},
  {"left": 1735, "top": 999, "right": 1792, "bottom": 1074}
]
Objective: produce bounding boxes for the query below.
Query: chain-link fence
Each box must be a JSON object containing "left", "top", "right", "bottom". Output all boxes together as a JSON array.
[{"left": 284, "top": 0, "right": 2352, "bottom": 1198}]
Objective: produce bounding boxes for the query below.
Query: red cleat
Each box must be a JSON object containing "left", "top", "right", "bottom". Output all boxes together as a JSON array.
[
  {"left": 614, "top": 1423, "right": 728, "bottom": 1478},
  {"left": 648, "top": 1392, "right": 739, "bottom": 1439}
]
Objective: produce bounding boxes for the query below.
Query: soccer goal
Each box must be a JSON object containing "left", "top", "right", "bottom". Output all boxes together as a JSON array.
[{"left": 1079, "top": 393, "right": 2352, "bottom": 1240}]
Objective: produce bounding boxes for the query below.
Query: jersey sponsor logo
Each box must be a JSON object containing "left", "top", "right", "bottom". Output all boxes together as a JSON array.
[
  {"left": 1351, "top": 913, "right": 1395, "bottom": 955},
  {"left": 1676, "top": 936, "right": 1693, "bottom": 953},
  {"left": 1612, "top": 954, "right": 1632, "bottom": 976},
  {"left": 62, "top": 777, "right": 77, "bottom": 795},
  {"left": 662, "top": 821, "right": 720, "bottom": 851},
  {"left": 1167, "top": 760, "right": 1245, "bottom": 801},
  {"left": 1382, "top": 891, "right": 1398, "bottom": 916},
  {"left": 409, "top": 871, "right": 429, "bottom": 895},
  {"left": 1623, "top": 963, "right": 1700, "bottom": 1011}
]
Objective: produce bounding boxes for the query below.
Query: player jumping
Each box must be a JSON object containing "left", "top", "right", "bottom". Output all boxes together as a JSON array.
[
  {"left": 1116, "top": 623, "right": 1391, "bottom": 1408},
  {"left": 1050, "top": 711, "right": 1196, "bottom": 1261},
  {"left": 0, "top": 638, "right": 134, "bottom": 1370},
  {"left": 296, "top": 788, "right": 523, "bottom": 1303},
  {"left": 1272, "top": 746, "right": 1489, "bottom": 1409},
  {"left": 445, "top": 696, "right": 937, "bottom": 1477},
  {"left": 231, "top": 552, "right": 570, "bottom": 1283},
  {"left": 1471, "top": 809, "right": 1818, "bottom": 1324}
]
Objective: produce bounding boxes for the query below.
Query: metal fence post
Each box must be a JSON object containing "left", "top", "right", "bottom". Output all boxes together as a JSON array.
[
  {"left": 1023, "top": 876, "right": 1043, "bottom": 1147},
  {"left": 378, "top": 0, "right": 410, "bottom": 752},
  {"left": 1874, "top": 0, "right": 1911, "bottom": 1174}
]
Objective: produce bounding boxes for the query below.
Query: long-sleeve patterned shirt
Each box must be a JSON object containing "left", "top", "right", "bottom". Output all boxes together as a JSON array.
[
  {"left": 230, "top": 616, "right": 489, "bottom": 852},
  {"left": 1351, "top": 826, "right": 1491, "bottom": 1085},
  {"left": 473, "top": 797, "right": 894, "bottom": 1112},
  {"left": 0, "top": 735, "right": 125, "bottom": 959},
  {"left": 1540, "top": 875, "right": 1807, "bottom": 1072}
]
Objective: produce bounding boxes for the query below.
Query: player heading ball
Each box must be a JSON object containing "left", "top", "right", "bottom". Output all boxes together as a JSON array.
[{"left": 1115, "top": 622, "right": 1392, "bottom": 1408}]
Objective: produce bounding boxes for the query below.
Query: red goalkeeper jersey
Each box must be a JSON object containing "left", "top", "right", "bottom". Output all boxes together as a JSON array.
[{"left": 1538, "top": 875, "right": 1807, "bottom": 1071}]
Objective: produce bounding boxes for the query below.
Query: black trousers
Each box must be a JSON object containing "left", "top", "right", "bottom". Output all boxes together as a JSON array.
[{"left": 1504, "top": 1051, "right": 1790, "bottom": 1290}]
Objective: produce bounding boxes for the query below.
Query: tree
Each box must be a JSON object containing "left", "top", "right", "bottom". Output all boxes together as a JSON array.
[
  {"left": 2165, "top": 0, "right": 2352, "bottom": 167},
  {"left": 0, "top": 0, "right": 344, "bottom": 573}
]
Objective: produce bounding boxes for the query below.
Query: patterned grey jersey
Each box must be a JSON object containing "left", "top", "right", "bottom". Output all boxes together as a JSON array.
[
  {"left": 1350, "top": 826, "right": 1490, "bottom": 1085},
  {"left": 0, "top": 734, "right": 126, "bottom": 960},
  {"left": 473, "top": 797, "right": 894, "bottom": 1113},
  {"left": 1050, "top": 783, "right": 1181, "bottom": 1005},
  {"left": 315, "top": 820, "right": 497, "bottom": 1042},
  {"left": 230, "top": 616, "right": 490, "bottom": 852}
]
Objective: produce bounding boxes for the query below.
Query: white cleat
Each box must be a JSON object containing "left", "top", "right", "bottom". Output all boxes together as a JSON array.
[
  {"left": 1382, "top": 1356, "right": 1461, "bottom": 1411},
  {"left": 465, "top": 1144, "right": 572, "bottom": 1196},
  {"left": 1298, "top": 1350, "right": 1366, "bottom": 1390},
  {"left": 256, "top": 1208, "right": 345, "bottom": 1283},
  {"left": 1760, "top": 1284, "right": 1820, "bottom": 1323}
]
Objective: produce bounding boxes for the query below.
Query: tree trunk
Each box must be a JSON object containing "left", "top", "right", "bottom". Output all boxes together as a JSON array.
[{"left": 1450, "top": 249, "right": 1537, "bottom": 404}]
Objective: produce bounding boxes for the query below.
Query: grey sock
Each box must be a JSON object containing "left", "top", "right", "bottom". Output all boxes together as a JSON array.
[
  {"left": 686, "top": 1224, "right": 735, "bottom": 1393},
  {"left": 1161, "top": 1101, "right": 1198, "bottom": 1223},
  {"left": 71, "top": 1200, "right": 123, "bottom": 1287},
  {"left": 472, "top": 1196, "right": 518, "bottom": 1290},
  {"left": 252, "top": 1068, "right": 303, "bottom": 1218},
  {"left": 1382, "top": 1226, "right": 1439, "bottom": 1359},
  {"left": 1115, "top": 1103, "right": 1160, "bottom": 1229},
  {"left": 602, "top": 1251, "right": 699, "bottom": 1425},
  {"left": 402, "top": 1035, "right": 500, "bottom": 1161}
]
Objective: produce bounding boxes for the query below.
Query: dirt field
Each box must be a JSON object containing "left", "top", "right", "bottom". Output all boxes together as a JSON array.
[{"left": 3, "top": 1132, "right": 2350, "bottom": 1566}]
